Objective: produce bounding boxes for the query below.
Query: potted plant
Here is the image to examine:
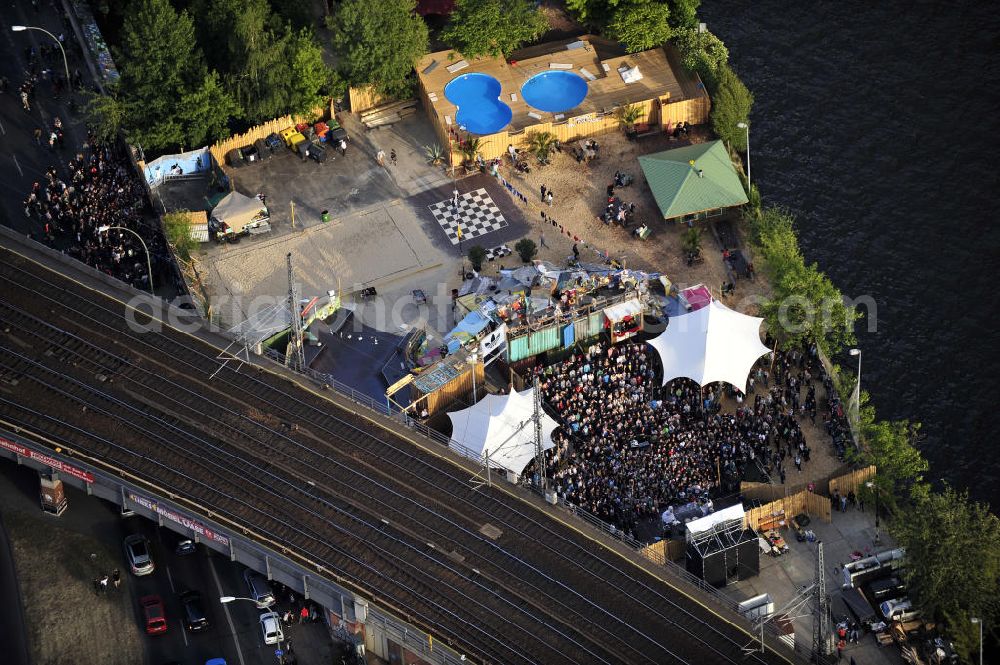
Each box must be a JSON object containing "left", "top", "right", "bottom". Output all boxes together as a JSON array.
[
  {"left": 515, "top": 238, "right": 538, "bottom": 264},
  {"left": 614, "top": 103, "right": 643, "bottom": 135},
  {"left": 424, "top": 143, "right": 446, "bottom": 166},
  {"left": 459, "top": 135, "right": 482, "bottom": 172},
  {"left": 467, "top": 245, "right": 487, "bottom": 272},
  {"left": 526, "top": 131, "right": 557, "bottom": 165}
]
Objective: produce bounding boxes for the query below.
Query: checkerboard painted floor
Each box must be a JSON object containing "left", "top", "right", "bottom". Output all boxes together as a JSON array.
[{"left": 428, "top": 188, "right": 508, "bottom": 245}]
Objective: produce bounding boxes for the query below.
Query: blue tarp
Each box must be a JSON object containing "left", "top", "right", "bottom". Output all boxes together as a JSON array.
[{"left": 444, "top": 311, "right": 491, "bottom": 353}]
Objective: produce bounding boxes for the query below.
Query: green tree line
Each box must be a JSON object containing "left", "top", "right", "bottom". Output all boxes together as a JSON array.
[{"left": 90, "top": 0, "right": 338, "bottom": 153}]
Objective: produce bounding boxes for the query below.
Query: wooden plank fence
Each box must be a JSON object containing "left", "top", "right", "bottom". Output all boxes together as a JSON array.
[
  {"left": 349, "top": 85, "right": 398, "bottom": 114},
  {"left": 741, "top": 465, "right": 875, "bottom": 530},
  {"left": 208, "top": 103, "right": 330, "bottom": 178},
  {"left": 828, "top": 465, "right": 877, "bottom": 498}
]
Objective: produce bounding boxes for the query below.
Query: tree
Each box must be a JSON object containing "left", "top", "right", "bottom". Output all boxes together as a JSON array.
[
  {"left": 441, "top": 0, "right": 548, "bottom": 59},
  {"left": 852, "top": 404, "right": 928, "bottom": 517},
  {"left": 891, "top": 485, "right": 1000, "bottom": 651},
  {"left": 608, "top": 1, "right": 672, "bottom": 53},
  {"left": 327, "top": 0, "right": 428, "bottom": 98},
  {"left": 459, "top": 135, "right": 482, "bottom": 165},
  {"left": 162, "top": 211, "right": 197, "bottom": 262},
  {"left": 710, "top": 64, "right": 753, "bottom": 152},
  {"left": 84, "top": 87, "right": 129, "bottom": 145},
  {"left": 467, "top": 245, "right": 487, "bottom": 272},
  {"left": 284, "top": 28, "right": 337, "bottom": 118},
  {"left": 117, "top": 0, "right": 208, "bottom": 150},
  {"left": 665, "top": 0, "right": 700, "bottom": 29},
  {"left": 178, "top": 71, "right": 241, "bottom": 147},
  {"left": 673, "top": 26, "right": 729, "bottom": 86},
  {"left": 565, "top": 0, "right": 630, "bottom": 25},
  {"left": 515, "top": 238, "right": 538, "bottom": 263},
  {"left": 614, "top": 103, "right": 643, "bottom": 130},
  {"left": 526, "top": 131, "right": 557, "bottom": 164},
  {"left": 681, "top": 226, "right": 701, "bottom": 256}
]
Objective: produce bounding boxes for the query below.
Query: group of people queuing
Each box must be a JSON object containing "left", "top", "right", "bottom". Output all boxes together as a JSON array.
[
  {"left": 531, "top": 337, "right": 843, "bottom": 539},
  {"left": 21, "top": 136, "right": 170, "bottom": 292}
]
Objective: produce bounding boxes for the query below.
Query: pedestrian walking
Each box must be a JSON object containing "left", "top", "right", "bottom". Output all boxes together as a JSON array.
[
  {"left": 389, "top": 149, "right": 397, "bottom": 166},
  {"left": 339, "top": 138, "right": 347, "bottom": 156},
  {"left": 33, "top": 127, "right": 42, "bottom": 145},
  {"left": 541, "top": 210, "right": 547, "bottom": 224},
  {"left": 452, "top": 188, "right": 459, "bottom": 212},
  {"left": 112, "top": 569, "right": 121, "bottom": 589},
  {"left": 546, "top": 191, "right": 553, "bottom": 206},
  {"left": 539, "top": 231, "right": 548, "bottom": 248},
  {"left": 100, "top": 574, "right": 109, "bottom": 592},
  {"left": 794, "top": 454, "right": 801, "bottom": 471},
  {"left": 92, "top": 578, "right": 101, "bottom": 595},
  {"left": 572, "top": 243, "right": 579, "bottom": 260},
  {"left": 300, "top": 606, "right": 309, "bottom": 622},
  {"left": 376, "top": 149, "right": 385, "bottom": 166},
  {"left": 21, "top": 90, "right": 30, "bottom": 111},
  {"left": 540, "top": 184, "right": 547, "bottom": 202}
]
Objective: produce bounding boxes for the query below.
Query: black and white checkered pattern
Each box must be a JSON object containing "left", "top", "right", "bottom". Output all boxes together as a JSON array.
[
  {"left": 428, "top": 188, "right": 507, "bottom": 245},
  {"left": 485, "top": 244, "right": 512, "bottom": 261}
]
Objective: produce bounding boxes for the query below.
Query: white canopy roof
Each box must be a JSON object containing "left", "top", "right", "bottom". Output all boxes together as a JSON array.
[
  {"left": 603, "top": 298, "right": 642, "bottom": 321},
  {"left": 447, "top": 388, "right": 558, "bottom": 474},
  {"left": 647, "top": 299, "right": 770, "bottom": 392}
]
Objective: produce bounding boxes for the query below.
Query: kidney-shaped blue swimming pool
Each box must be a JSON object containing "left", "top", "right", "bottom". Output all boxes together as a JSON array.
[
  {"left": 520, "top": 71, "right": 589, "bottom": 114},
  {"left": 444, "top": 73, "right": 513, "bottom": 135}
]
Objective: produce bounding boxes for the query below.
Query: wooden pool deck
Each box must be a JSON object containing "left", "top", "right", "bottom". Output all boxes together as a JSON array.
[{"left": 416, "top": 35, "right": 701, "bottom": 134}]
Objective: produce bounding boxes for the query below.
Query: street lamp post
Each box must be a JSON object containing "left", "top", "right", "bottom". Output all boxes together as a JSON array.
[
  {"left": 865, "top": 480, "right": 880, "bottom": 542},
  {"left": 970, "top": 617, "right": 983, "bottom": 665},
  {"left": 97, "top": 225, "right": 154, "bottom": 294},
  {"left": 736, "top": 121, "right": 750, "bottom": 185},
  {"left": 12, "top": 25, "right": 71, "bottom": 88},
  {"left": 849, "top": 348, "right": 862, "bottom": 441}
]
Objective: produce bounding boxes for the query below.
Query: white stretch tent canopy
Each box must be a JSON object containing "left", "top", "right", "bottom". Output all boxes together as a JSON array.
[
  {"left": 447, "top": 388, "right": 558, "bottom": 474},
  {"left": 648, "top": 299, "right": 770, "bottom": 392}
]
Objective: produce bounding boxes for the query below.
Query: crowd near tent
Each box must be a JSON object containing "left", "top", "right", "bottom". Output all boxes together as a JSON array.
[
  {"left": 447, "top": 388, "right": 558, "bottom": 474},
  {"left": 648, "top": 299, "right": 770, "bottom": 392}
]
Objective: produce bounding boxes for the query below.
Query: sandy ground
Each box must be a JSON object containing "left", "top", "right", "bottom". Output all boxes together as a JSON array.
[
  {"left": 481, "top": 128, "right": 772, "bottom": 314},
  {"left": 4, "top": 510, "right": 143, "bottom": 665}
]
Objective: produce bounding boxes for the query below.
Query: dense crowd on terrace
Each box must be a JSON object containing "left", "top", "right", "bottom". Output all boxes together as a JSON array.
[{"left": 534, "top": 338, "right": 848, "bottom": 538}]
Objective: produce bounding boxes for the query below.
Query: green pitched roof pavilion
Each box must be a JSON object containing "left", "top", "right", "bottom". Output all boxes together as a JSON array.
[{"left": 638, "top": 140, "right": 749, "bottom": 220}]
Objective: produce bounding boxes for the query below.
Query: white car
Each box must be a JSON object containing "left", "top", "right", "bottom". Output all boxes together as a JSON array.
[
  {"left": 259, "top": 611, "right": 283, "bottom": 645},
  {"left": 880, "top": 598, "right": 918, "bottom": 622},
  {"left": 124, "top": 534, "right": 155, "bottom": 576}
]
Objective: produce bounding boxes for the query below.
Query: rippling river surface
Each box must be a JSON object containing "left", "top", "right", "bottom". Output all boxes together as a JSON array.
[{"left": 701, "top": 1, "right": 1000, "bottom": 507}]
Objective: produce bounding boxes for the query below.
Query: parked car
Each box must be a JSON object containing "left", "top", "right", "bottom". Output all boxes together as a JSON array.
[
  {"left": 259, "top": 611, "right": 283, "bottom": 645},
  {"left": 124, "top": 534, "right": 154, "bottom": 576},
  {"left": 180, "top": 590, "right": 209, "bottom": 632},
  {"left": 867, "top": 575, "right": 906, "bottom": 602},
  {"left": 140, "top": 594, "right": 168, "bottom": 634},
  {"left": 175, "top": 538, "right": 197, "bottom": 556},
  {"left": 243, "top": 569, "right": 275, "bottom": 608}
]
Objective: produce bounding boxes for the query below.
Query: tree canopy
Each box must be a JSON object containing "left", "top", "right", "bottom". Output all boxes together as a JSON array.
[
  {"left": 607, "top": 1, "right": 673, "bottom": 53},
  {"left": 441, "top": 0, "right": 548, "bottom": 59},
  {"left": 327, "top": 0, "right": 428, "bottom": 98},
  {"left": 673, "top": 26, "right": 729, "bottom": 87},
  {"left": 709, "top": 64, "right": 753, "bottom": 151}
]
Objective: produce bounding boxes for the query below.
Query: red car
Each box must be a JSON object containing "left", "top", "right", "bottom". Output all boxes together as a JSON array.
[{"left": 140, "top": 595, "right": 168, "bottom": 634}]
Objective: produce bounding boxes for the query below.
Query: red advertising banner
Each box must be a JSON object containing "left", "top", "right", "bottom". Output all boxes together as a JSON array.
[
  {"left": 0, "top": 437, "right": 95, "bottom": 483},
  {"left": 127, "top": 491, "right": 230, "bottom": 547}
]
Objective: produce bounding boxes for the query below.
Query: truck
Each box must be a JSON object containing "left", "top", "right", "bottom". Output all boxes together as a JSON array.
[{"left": 840, "top": 587, "right": 878, "bottom": 625}]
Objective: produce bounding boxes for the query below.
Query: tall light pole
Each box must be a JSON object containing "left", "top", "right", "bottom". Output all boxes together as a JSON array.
[
  {"left": 737, "top": 121, "right": 750, "bottom": 185},
  {"left": 865, "top": 480, "right": 879, "bottom": 542},
  {"left": 970, "top": 617, "right": 983, "bottom": 665},
  {"left": 12, "top": 26, "right": 71, "bottom": 87},
  {"left": 97, "top": 225, "right": 154, "bottom": 294},
  {"left": 849, "top": 348, "right": 862, "bottom": 441}
]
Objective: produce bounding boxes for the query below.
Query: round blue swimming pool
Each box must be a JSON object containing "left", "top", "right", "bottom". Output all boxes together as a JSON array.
[
  {"left": 444, "top": 73, "right": 512, "bottom": 135},
  {"left": 520, "top": 71, "right": 589, "bottom": 113}
]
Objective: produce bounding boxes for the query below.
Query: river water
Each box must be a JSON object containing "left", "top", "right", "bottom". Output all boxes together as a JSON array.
[{"left": 700, "top": 1, "right": 1000, "bottom": 507}]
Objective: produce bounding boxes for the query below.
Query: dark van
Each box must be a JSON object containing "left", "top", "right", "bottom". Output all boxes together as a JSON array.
[
  {"left": 841, "top": 587, "right": 877, "bottom": 624},
  {"left": 868, "top": 576, "right": 906, "bottom": 602}
]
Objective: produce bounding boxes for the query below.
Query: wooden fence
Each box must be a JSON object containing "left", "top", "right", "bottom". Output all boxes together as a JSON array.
[
  {"left": 744, "top": 490, "right": 832, "bottom": 531},
  {"left": 418, "top": 83, "right": 710, "bottom": 167},
  {"left": 639, "top": 538, "right": 686, "bottom": 565},
  {"left": 207, "top": 103, "right": 330, "bottom": 177},
  {"left": 828, "top": 465, "right": 876, "bottom": 498},
  {"left": 348, "top": 85, "right": 398, "bottom": 114}
]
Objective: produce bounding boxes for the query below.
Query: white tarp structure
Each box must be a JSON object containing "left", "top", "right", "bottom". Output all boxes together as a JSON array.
[
  {"left": 447, "top": 388, "right": 558, "bottom": 474},
  {"left": 648, "top": 299, "right": 770, "bottom": 392}
]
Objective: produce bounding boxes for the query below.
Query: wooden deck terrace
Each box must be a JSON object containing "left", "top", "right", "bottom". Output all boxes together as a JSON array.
[{"left": 416, "top": 35, "right": 700, "bottom": 135}]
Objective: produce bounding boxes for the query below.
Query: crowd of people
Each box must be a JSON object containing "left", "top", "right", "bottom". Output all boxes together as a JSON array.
[
  {"left": 21, "top": 136, "right": 171, "bottom": 292},
  {"left": 534, "top": 338, "right": 843, "bottom": 538}
]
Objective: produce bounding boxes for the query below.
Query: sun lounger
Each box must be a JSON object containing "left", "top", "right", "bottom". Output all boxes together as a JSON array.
[
  {"left": 446, "top": 60, "right": 469, "bottom": 74},
  {"left": 549, "top": 62, "right": 573, "bottom": 70},
  {"left": 579, "top": 67, "right": 597, "bottom": 81}
]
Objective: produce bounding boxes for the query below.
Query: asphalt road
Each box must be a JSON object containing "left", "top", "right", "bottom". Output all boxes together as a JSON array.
[
  {"left": 0, "top": 1, "right": 90, "bottom": 234},
  {"left": 0, "top": 461, "right": 336, "bottom": 665},
  {"left": 0, "top": 508, "right": 31, "bottom": 665}
]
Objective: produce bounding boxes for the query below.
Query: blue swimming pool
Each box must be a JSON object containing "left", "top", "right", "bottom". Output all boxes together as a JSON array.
[
  {"left": 444, "top": 73, "right": 512, "bottom": 135},
  {"left": 520, "top": 71, "right": 589, "bottom": 113}
]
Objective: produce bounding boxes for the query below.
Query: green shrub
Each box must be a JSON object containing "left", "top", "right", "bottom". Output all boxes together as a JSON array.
[
  {"left": 515, "top": 238, "right": 538, "bottom": 263},
  {"left": 709, "top": 64, "right": 753, "bottom": 152},
  {"left": 467, "top": 245, "right": 487, "bottom": 272}
]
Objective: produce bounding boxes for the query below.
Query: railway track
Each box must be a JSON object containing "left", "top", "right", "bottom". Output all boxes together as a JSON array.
[{"left": 0, "top": 245, "right": 792, "bottom": 665}]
